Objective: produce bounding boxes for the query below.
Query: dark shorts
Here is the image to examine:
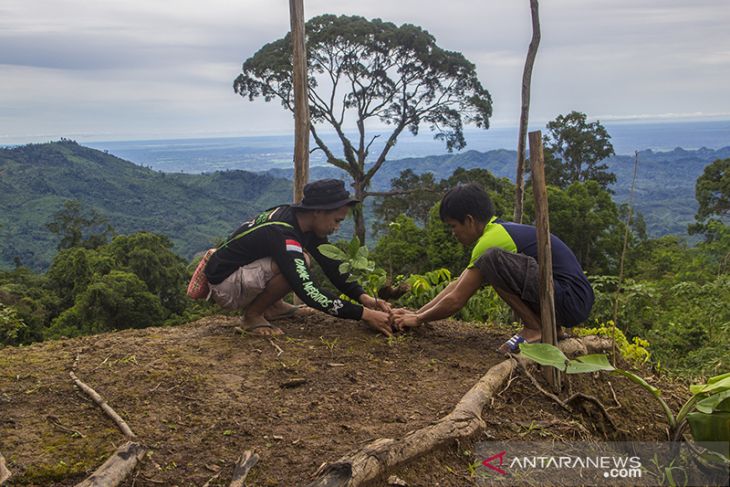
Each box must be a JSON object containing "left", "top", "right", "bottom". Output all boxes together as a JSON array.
[{"left": 473, "top": 247, "right": 581, "bottom": 327}]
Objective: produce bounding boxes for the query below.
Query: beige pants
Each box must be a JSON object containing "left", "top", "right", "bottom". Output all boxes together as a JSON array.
[{"left": 208, "top": 258, "right": 275, "bottom": 310}]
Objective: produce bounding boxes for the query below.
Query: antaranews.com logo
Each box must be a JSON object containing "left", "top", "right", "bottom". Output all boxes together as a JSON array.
[{"left": 474, "top": 441, "right": 729, "bottom": 486}]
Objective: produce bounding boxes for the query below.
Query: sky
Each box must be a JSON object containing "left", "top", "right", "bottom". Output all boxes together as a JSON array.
[{"left": 1, "top": 0, "right": 729, "bottom": 144}]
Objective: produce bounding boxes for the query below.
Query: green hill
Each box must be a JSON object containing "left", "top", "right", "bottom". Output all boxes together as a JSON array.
[{"left": 0, "top": 140, "right": 292, "bottom": 270}]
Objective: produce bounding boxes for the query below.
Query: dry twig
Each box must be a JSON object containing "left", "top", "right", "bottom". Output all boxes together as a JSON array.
[
  {"left": 268, "top": 339, "right": 284, "bottom": 357},
  {"left": 69, "top": 371, "right": 136, "bottom": 439}
]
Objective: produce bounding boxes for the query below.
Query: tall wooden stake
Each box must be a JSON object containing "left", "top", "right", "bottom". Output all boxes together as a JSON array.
[
  {"left": 529, "top": 130, "right": 561, "bottom": 391},
  {"left": 514, "top": 0, "right": 541, "bottom": 224},
  {"left": 289, "top": 0, "right": 309, "bottom": 203},
  {"left": 611, "top": 151, "right": 640, "bottom": 365}
]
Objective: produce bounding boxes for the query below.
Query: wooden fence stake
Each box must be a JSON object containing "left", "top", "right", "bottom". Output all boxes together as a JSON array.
[{"left": 528, "top": 130, "right": 561, "bottom": 392}]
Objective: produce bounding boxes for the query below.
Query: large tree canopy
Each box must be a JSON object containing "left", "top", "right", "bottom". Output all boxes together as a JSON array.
[
  {"left": 695, "top": 158, "right": 730, "bottom": 223},
  {"left": 542, "top": 111, "right": 616, "bottom": 190},
  {"left": 234, "top": 14, "right": 492, "bottom": 242}
]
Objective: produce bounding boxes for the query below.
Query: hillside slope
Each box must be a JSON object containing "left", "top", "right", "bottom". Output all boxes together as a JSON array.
[
  {"left": 0, "top": 314, "right": 685, "bottom": 486},
  {"left": 0, "top": 141, "right": 292, "bottom": 270}
]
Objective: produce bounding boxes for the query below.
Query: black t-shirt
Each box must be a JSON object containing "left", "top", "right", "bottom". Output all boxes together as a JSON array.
[{"left": 205, "top": 206, "right": 365, "bottom": 320}]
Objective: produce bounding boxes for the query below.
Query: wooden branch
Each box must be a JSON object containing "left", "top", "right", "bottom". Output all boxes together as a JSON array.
[
  {"left": 229, "top": 450, "right": 259, "bottom": 487},
  {"left": 306, "top": 336, "right": 612, "bottom": 486},
  {"left": 0, "top": 452, "right": 11, "bottom": 485},
  {"left": 69, "top": 371, "right": 136, "bottom": 439},
  {"left": 514, "top": 0, "right": 541, "bottom": 224},
  {"left": 75, "top": 441, "right": 146, "bottom": 487}
]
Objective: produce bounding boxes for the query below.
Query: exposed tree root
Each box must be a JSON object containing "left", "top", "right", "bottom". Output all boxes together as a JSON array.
[
  {"left": 306, "top": 336, "right": 613, "bottom": 487},
  {"left": 75, "top": 441, "right": 146, "bottom": 487},
  {"left": 229, "top": 450, "right": 259, "bottom": 487},
  {"left": 69, "top": 371, "right": 137, "bottom": 439},
  {"left": 0, "top": 452, "right": 11, "bottom": 485}
]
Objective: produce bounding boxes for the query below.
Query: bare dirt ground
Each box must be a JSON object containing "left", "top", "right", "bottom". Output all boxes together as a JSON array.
[{"left": 0, "top": 313, "right": 686, "bottom": 486}]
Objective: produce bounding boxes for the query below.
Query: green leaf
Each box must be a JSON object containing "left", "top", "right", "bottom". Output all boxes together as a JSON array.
[
  {"left": 690, "top": 374, "right": 730, "bottom": 395},
  {"left": 566, "top": 354, "right": 616, "bottom": 374},
  {"left": 352, "top": 256, "right": 369, "bottom": 270},
  {"left": 695, "top": 390, "right": 730, "bottom": 414},
  {"left": 612, "top": 369, "right": 660, "bottom": 396},
  {"left": 686, "top": 411, "right": 730, "bottom": 443},
  {"left": 519, "top": 343, "right": 569, "bottom": 371},
  {"left": 356, "top": 245, "right": 369, "bottom": 259},
  {"left": 338, "top": 262, "right": 350, "bottom": 274},
  {"left": 348, "top": 236, "right": 361, "bottom": 257},
  {"left": 318, "top": 243, "right": 348, "bottom": 261}
]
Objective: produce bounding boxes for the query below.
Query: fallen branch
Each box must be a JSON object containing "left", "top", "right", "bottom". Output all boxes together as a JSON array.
[
  {"left": 69, "top": 371, "right": 137, "bottom": 439},
  {"left": 306, "top": 336, "right": 612, "bottom": 487},
  {"left": 229, "top": 450, "right": 259, "bottom": 487},
  {"left": 75, "top": 441, "right": 146, "bottom": 487},
  {"left": 1, "top": 452, "right": 11, "bottom": 485}
]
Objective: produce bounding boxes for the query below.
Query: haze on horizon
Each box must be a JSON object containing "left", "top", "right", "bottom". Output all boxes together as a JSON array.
[{"left": 1, "top": 0, "right": 729, "bottom": 145}]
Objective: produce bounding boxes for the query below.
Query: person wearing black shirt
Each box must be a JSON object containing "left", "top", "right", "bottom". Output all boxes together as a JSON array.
[{"left": 205, "top": 179, "right": 393, "bottom": 336}]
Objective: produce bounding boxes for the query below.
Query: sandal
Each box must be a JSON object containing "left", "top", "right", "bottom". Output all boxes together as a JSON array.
[
  {"left": 497, "top": 334, "right": 532, "bottom": 354},
  {"left": 264, "top": 304, "right": 315, "bottom": 321},
  {"left": 244, "top": 321, "right": 284, "bottom": 336}
]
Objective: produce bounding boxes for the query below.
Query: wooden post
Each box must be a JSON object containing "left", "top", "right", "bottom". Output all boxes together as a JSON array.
[
  {"left": 528, "top": 130, "right": 561, "bottom": 391},
  {"left": 289, "top": 0, "right": 309, "bottom": 203},
  {"left": 514, "top": 0, "right": 541, "bottom": 225}
]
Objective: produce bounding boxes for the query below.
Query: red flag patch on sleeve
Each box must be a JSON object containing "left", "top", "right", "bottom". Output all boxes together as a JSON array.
[{"left": 285, "top": 239, "right": 303, "bottom": 254}]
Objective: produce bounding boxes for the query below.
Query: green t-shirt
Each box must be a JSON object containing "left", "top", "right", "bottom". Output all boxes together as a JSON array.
[{"left": 468, "top": 216, "right": 518, "bottom": 267}]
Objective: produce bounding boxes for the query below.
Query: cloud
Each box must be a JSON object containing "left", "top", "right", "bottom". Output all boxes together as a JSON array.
[{"left": 0, "top": 0, "right": 729, "bottom": 143}]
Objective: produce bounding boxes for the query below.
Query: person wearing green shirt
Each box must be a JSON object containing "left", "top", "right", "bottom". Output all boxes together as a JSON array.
[{"left": 394, "top": 184, "right": 594, "bottom": 353}]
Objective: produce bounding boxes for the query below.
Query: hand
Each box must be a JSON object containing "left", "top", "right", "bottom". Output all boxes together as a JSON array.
[
  {"left": 360, "top": 294, "right": 393, "bottom": 314},
  {"left": 392, "top": 308, "right": 411, "bottom": 317},
  {"left": 393, "top": 311, "right": 420, "bottom": 331},
  {"left": 361, "top": 307, "right": 393, "bottom": 337}
]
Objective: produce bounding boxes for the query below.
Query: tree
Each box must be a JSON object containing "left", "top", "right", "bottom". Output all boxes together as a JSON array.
[
  {"left": 372, "top": 169, "right": 440, "bottom": 231},
  {"left": 49, "top": 271, "right": 166, "bottom": 337},
  {"left": 371, "top": 215, "right": 428, "bottom": 277},
  {"left": 524, "top": 181, "right": 623, "bottom": 274},
  {"left": 694, "top": 157, "right": 730, "bottom": 229},
  {"left": 234, "top": 14, "right": 492, "bottom": 243},
  {"left": 541, "top": 111, "right": 616, "bottom": 190},
  {"left": 46, "top": 200, "right": 114, "bottom": 251},
  {"left": 103, "top": 232, "right": 188, "bottom": 315}
]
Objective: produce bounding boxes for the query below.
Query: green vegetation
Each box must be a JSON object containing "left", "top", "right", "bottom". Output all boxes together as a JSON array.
[
  {"left": 521, "top": 342, "right": 730, "bottom": 460},
  {"left": 542, "top": 111, "right": 616, "bottom": 190},
  {"left": 0, "top": 229, "right": 214, "bottom": 344},
  {"left": 235, "top": 14, "right": 492, "bottom": 243},
  {"left": 0, "top": 140, "right": 291, "bottom": 271}
]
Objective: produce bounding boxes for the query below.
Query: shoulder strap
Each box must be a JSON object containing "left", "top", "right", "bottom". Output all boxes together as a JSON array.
[{"left": 219, "top": 220, "right": 293, "bottom": 250}]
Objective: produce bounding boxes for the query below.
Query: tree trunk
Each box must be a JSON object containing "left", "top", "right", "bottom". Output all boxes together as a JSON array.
[
  {"left": 514, "top": 0, "right": 541, "bottom": 224},
  {"left": 289, "top": 0, "right": 310, "bottom": 203},
  {"left": 352, "top": 179, "right": 366, "bottom": 244}
]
